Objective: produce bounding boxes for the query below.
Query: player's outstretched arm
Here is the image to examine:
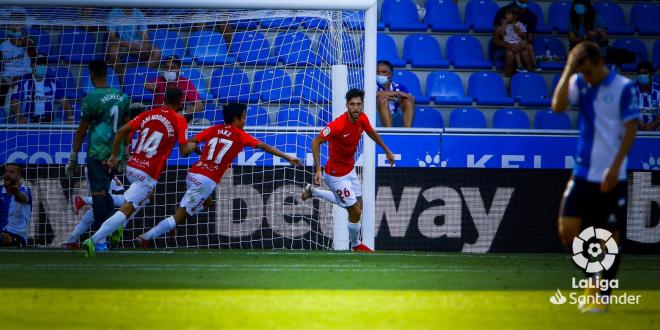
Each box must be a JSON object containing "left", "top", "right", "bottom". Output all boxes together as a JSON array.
[
  {"left": 366, "top": 129, "right": 395, "bottom": 166},
  {"left": 180, "top": 139, "right": 200, "bottom": 157},
  {"left": 311, "top": 135, "right": 326, "bottom": 185},
  {"left": 107, "top": 123, "right": 133, "bottom": 169},
  {"left": 256, "top": 142, "right": 302, "bottom": 167},
  {"left": 65, "top": 120, "right": 90, "bottom": 178}
]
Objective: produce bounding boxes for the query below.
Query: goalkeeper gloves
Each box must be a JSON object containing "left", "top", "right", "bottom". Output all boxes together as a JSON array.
[
  {"left": 117, "top": 148, "right": 130, "bottom": 174},
  {"left": 65, "top": 152, "right": 80, "bottom": 178}
]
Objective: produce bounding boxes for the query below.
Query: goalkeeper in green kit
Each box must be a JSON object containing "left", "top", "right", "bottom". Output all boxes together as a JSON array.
[{"left": 65, "top": 60, "right": 130, "bottom": 249}]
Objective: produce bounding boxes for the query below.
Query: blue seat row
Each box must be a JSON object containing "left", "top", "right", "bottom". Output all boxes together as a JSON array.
[
  {"left": 406, "top": 107, "right": 572, "bottom": 130},
  {"left": 381, "top": 0, "right": 660, "bottom": 35}
]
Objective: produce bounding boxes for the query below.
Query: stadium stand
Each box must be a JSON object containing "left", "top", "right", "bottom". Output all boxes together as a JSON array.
[
  {"left": 465, "top": 0, "right": 499, "bottom": 33},
  {"left": 446, "top": 35, "right": 492, "bottom": 69},
  {"left": 534, "top": 109, "right": 573, "bottom": 130},
  {"left": 492, "top": 108, "right": 531, "bottom": 129},
  {"left": 427, "top": 71, "right": 472, "bottom": 105},
  {"left": 412, "top": 107, "right": 444, "bottom": 128},
  {"left": 511, "top": 73, "right": 551, "bottom": 107},
  {"left": 424, "top": 0, "right": 469, "bottom": 32},
  {"left": 381, "top": 0, "right": 426, "bottom": 31},
  {"left": 468, "top": 72, "right": 514, "bottom": 106},
  {"left": 449, "top": 107, "right": 487, "bottom": 128},
  {"left": 231, "top": 31, "right": 277, "bottom": 65},
  {"left": 392, "top": 69, "right": 430, "bottom": 104},
  {"left": 377, "top": 33, "right": 406, "bottom": 67},
  {"left": 403, "top": 34, "right": 449, "bottom": 68}
]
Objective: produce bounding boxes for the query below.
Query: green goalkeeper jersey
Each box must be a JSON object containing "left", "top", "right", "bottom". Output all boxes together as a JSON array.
[{"left": 81, "top": 87, "right": 130, "bottom": 161}]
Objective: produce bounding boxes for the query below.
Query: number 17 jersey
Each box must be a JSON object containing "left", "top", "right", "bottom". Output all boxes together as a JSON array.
[
  {"left": 189, "top": 124, "right": 260, "bottom": 183},
  {"left": 127, "top": 107, "right": 189, "bottom": 180}
]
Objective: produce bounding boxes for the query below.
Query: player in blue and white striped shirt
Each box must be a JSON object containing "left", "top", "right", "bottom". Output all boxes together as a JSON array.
[
  {"left": 552, "top": 41, "right": 639, "bottom": 314},
  {"left": 633, "top": 61, "right": 660, "bottom": 131},
  {"left": 0, "top": 163, "right": 32, "bottom": 247}
]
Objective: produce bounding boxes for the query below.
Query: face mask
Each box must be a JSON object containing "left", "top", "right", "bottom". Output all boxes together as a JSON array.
[
  {"left": 163, "top": 71, "right": 177, "bottom": 82},
  {"left": 638, "top": 74, "right": 650, "bottom": 86},
  {"left": 574, "top": 4, "right": 587, "bottom": 15},
  {"left": 35, "top": 66, "right": 47, "bottom": 78},
  {"left": 515, "top": 0, "right": 528, "bottom": 9},
  {"left": 7, "top": 30, "right": 23, "bottom": 38},
  {"left": 376, "top": 75, "right": 390, "bottom": 85}
]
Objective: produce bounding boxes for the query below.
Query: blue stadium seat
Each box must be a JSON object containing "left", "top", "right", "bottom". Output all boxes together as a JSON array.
[
  {"left": 260, "top": 17, "right": 299, "bottom": 29},
  {"left": 342, "top": 11, "right": 364, "bottom": 29},
  {"left": 230, "top": 19, "right": 259, "bottom": 29},
  {"left": 427, "top": 71, "right": 473, "bottom": 105},
  {"left": 209, "top": 68, "right": 257, "bottom": 103},
  {"left": 548, "top": 1, "right": 571, "bottom": 33},
  {"left": 468, "top": 72, "right": 514, "bottom": 106},
  {"left": 449, "top": 108, "right": 487, "bottom": 128},
  {"left": 122, "top": 67, "right": 159, "bottom": 103},
  {"left": 179, "top": 67, "right": 210, "bottom": 101},
  {"left": 80, "top": 67, "right": 121, "bottom": 96},
  {"left": 246, "top": 105, "right": 270, "bottom": 126},
  {"left": 527, "top": 1, "right": 551, "bottom": 34},
  {"left": 377, "top": 33, "right": 406, "bottom": 67},
  {"left": 511, "top": 73, "right": 551, "bottom": 106},
  {"left": 653, "top": 41, "right": 660, "bottom": 68},
  {"left": 196, "top": 103, "right": 223, "bottom": 125},
  {"left": 446, "top": 35, "right": 492, "bottom": 69},
  {"left": 403, "top": 34, "right": 449, "bottom": 68},
  {"left": 275, "top": 106, "right": 316, "bottom": 126},
  {"left": 274, "top": 32, "right": 320, "bottom": 66},
  {"left": 187, "top": 30, "right": 235, "bottom": 65},
  {"left": 493, "top": 108, "right": 530, "bottom": 129},
  {"left": 465, "top": 0, "right": 499, "bottom": 33},
  {"left": 318, "top": 108, "right": 332, "bottom": 126},
  {"left": 53, "top": 29, "right": 103, "bottom": 64},
  {"left": 318, "top": 33, "right": 361, "bottom": 65},
  {"left": 28, "top": 29, "right": 53, "bottom": 58},
  {"left": 631, "top": 3, "right": 660, "bottom": 36},
  {"left": 149, "top": 30, "right": 193, "bottom": 65},
  {"left": 612, "top": 38, "right": 648, "bottom": 72},
  {"left": 533, "top": 37, "right": 567, "bottom": 70},
  {"left": 48, "top": 67, "right": 80, "bottom": 100},
  {"left": 381, "top": 0, "right": 427, "bottom": 31},
  {"left": 231, "top": 31, "right": 276, "bottom": 66},
  {"left": 593, "top": 2, "right": 634, "bottom": 35},
  {"left": 392, "top": 70, "right": 430, "bottom": 104},
  {"left": 295, "top": 69, "right": 331, "bottom": 103},
  {"left": 534, "top": 109, "right": 572, "bottom": 130},
  {"left": 252, "top": 69, "right": 301, "bottom": 103},
  {"left": 424, "top": 0, "right": 469, "bottom": 32},
  {"left": 298, "top": 16, "right": 329, "bottom": 29},
  {"left": 412, "top": 107, "right": 444, "bottom": 128}
]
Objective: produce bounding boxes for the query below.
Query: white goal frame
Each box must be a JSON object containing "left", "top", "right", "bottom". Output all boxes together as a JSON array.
[{"left": 4, "top": 0, "right": 378, "bottom": 250}]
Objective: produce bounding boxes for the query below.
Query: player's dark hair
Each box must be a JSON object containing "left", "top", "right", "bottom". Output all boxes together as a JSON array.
[
  {"left": 637, "top": 60, "right": 655, "bottom": 74},
  {"left": 164, "top": 87, "right": 183, "bottom": 105},
  {"left": 4, "top": 163, "right": 23, "bottom": 177},
  {"left": 88, "top": 60, "right": 108, "bottom": 78},
  {"left": 377, "top": 60, "right": 393, "bottom": 73},
  {"left": 575, "top": 41, "right": 602, "bottom": 66},
  {"left": 345, "top": 88, "right": 364, "bottom": 102},
  {"left": 223, "top": 103, "right": 247, "bottom": 124}
]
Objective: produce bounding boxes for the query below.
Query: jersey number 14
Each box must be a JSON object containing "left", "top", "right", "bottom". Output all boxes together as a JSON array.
[{"left": 135, "top": 128, "right": 163, "bottom": 158}]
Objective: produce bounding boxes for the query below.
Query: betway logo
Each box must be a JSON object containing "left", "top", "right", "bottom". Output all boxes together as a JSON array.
[{"left": 375, "top": 185, "right": 514, "bottom": 253}]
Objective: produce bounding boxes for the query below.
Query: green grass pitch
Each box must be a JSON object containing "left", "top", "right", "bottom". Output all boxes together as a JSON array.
[{"left": 1, "top": 249, "right": 658, "bottom": 329}]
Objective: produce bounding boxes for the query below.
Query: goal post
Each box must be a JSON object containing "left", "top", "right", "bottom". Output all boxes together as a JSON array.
[{"left": 0, "top": 0, "right": 377, "bottom": 250}]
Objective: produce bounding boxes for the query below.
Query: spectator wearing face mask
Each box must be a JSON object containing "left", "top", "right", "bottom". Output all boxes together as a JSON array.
[
  {"left": 376, "top": 60, "right": 414, "bottom": 127},
  {"left": 145, "top": 55, "right": 203, "bottom": 121},
  {"left": 633, "top": 61, "right": 660, "bottom": 131},
  {"left": 568, "top": 0, "right": 607, "bottom": 48},
  {"left": 0, "top": 11, "right": 35, "bottom": 114},
  {"left": 10, "top": 54, "right": 72, "bottom": 124}
]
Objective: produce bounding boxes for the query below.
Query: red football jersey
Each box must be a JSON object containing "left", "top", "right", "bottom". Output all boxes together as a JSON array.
[
  {"left": 127, "top": 107, "right": 188, "bottom": 180},
  {"left": 321, "top": 112, "right": 374, "bottom": 177},
  {"left": 189, "top": 124, "right": 260, "bottom": 183}
]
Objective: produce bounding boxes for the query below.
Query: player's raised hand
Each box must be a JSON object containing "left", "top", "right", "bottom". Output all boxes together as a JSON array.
[
  {"left": 287, "top": 157, "right": 303, "bottom": 167},
  {"left": 65, "top": 152, "right": 80, "bottom": 178},
  {"left": 106, "top": 155, "right": 119, "bottom": 171},
  {"left": 386, "top": 151, "right": 396, "bottom": 167}
]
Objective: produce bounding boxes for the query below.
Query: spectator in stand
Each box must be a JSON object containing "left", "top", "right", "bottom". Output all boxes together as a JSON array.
[
  {"left": 0, "top": 11, "right": 35, "bottom": 115},
  {"left": 567, "top": 0, "right": 608, "bottom": 49},
  {"left": 145, "top": 55, "right": 203, "bottom": 122},
  {"left": 493, "top": 0, "right": 539, "bottom": 81},
  {"left": 0, "top": 163, "right": 32, "bottom": 247},
  {"left": 496, "top": 7, "right": 534, "bottom": 73},
  {"left": 107, "top": 8, "right": 161, "bottom": 78},
  {"left": 11, "top": 54, "right": 73, "bottom": 124},
  {"left": 376, "top": 60, "right": 414, "bottom": 127},
  {"left": 633, "top": 61, "right": 660, "bottom": 131}
]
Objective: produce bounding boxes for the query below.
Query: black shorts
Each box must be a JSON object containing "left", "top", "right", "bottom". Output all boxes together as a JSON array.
[
  {"left": 87, "top": 158, "right": 115, "bottom": 194},
  {"left": 1, "top": 230, "right": 26, "bottom": 247},
  {"left": 560, "top": 177, "right": 627, "bottom": 232}
]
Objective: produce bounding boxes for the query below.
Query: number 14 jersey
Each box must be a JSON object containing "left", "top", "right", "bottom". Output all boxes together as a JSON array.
[
  {"left": 190, "top": 124, "right": 260, "bottom": 183},
  {"left": 128, "top": 107, "right": 189, "bottom": 180}
]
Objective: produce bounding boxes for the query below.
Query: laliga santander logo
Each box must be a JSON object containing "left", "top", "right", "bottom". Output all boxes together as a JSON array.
[{"left": 572, "top": 226, "right": 619, "bottom": 273}]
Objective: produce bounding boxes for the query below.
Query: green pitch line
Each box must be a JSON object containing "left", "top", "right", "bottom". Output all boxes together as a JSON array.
[{"left": 0, "top": 250, "right": 659, "bottom": 329}]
